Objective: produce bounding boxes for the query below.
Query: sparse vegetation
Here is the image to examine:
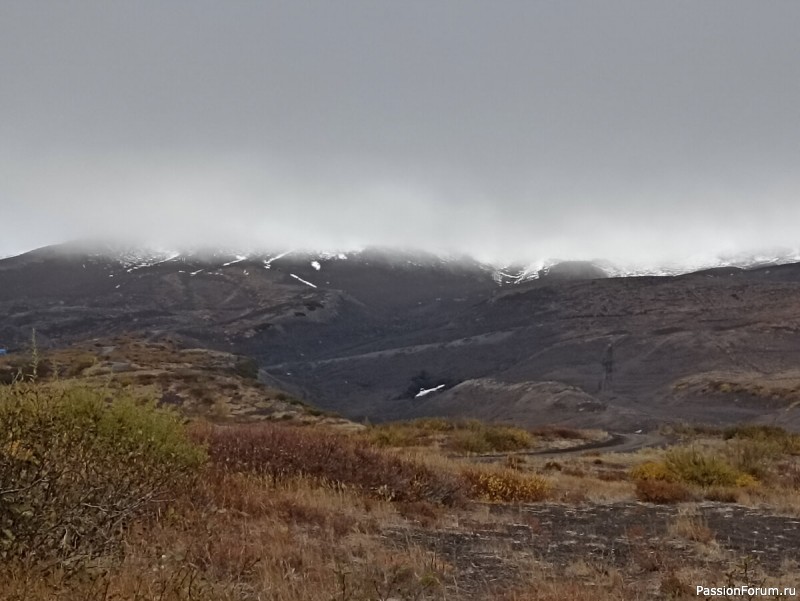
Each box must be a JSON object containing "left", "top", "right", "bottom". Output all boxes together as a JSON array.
[
  {"left": 195, "top": 422, "right": 467, "bottom": 506},
  {"left": 363, "top": 418, "right": 540, "bottom": 453},
  {"left": 4, "top": 340, "right": 800, "bottom": 600},
  {"left": 675, "top": 370, "right": 800, "bottom": 407},
  {"left": 668, "top": 510, "right": 715, "bottom": 544},
  {"left": 0, "top": 338, "right": 346, "bottom": 425}
]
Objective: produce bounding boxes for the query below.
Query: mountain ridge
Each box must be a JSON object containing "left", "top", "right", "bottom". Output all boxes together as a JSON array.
[
  {"left": 6, "top": 240, "right": 800, "bottom": 283},
  {"left": 4, "top": 241, "right": 800, "bottom": 431}
]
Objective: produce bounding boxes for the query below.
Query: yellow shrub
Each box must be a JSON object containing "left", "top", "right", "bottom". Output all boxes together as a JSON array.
[
  {"left": 734, "top": 473, "right": 759, "bottom": 488},
  {"left": 462, "top": 468, "right": 550, "bottom": 502},
  {"left": 629, "top": 461, "right": 676, "bottom": 482}
]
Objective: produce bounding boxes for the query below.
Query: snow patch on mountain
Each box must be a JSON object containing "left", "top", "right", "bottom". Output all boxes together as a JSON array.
[
  {"left": 10, "top": 242, "right": 800, "bottom": 287},
  {"left": 289, "top": 273, "right": 317, "bottom": 288},
  {"left": 222, "top": 255, "right": 248, "bottom": 266},
  {"left": 491, "top": 248, "right": 800, "bottom": 284},
  {"left": 415, "top": 384, "right": 445, "bottom": 398}
]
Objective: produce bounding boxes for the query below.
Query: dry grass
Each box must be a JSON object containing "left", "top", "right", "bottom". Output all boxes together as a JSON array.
[
  {"left": 501, "top": 566, "right": 638, "bottom": 601},
  {"left": 0, "top": 337, "right": 345, "bottom": 425},
  {"left": 668, "top": 509, "right": 716, "bottom": 544},
  {"left": 545, "top": 472, "right": 635, "bottom": 503},
  {"left": 675, "top": 369, "right": 800, "bottom": 406},
  {"left": 0, "top": 411, "right": 458, "bottom": 600},
  {"left": 7, "top": 353, "right": 800, "bottom": 600},
  {"left": 361, "top": 417, "right": 538, "bottom": 453},
  {"left": 194, "top": 421, "right": 467, "bottom": 506}
]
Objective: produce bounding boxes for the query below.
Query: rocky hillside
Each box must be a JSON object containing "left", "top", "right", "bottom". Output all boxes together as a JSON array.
[{"left": 4, "top": 242, "right": 800, "bottom": 430}]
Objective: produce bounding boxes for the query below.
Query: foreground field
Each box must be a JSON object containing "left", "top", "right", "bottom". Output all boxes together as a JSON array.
[
  {"left": 0, "top": 384, "right": 800, "bottom": 601},
  {"left": 2, "top": 347, "right": 800, "bottom": 599}
]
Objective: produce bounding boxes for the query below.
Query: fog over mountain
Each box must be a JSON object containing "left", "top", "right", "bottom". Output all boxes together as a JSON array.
[{"left": 2, "top": 1, "right": 800, "bottom": 263}]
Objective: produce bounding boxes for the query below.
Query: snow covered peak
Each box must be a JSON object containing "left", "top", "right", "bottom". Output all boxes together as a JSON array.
[
  {"left": 8, "top": 241, "right": 800, "bottom": 287},
  {"left": 490, "top": 247, "right": 800, "bottom": 284}
]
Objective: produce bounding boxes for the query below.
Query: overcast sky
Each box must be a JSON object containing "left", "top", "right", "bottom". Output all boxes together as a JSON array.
[{"left": 2, "top": 1, "right": 799, "bottom": 264}]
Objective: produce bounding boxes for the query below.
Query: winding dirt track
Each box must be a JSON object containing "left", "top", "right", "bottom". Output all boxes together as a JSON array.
[{"left": 461, "top": 431, "right": 670, "bottom": 463}]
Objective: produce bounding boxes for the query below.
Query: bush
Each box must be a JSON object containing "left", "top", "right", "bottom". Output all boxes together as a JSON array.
[
  {"left": 724, "top": 424, "right": 800, "bottom": 455},
  {"left": 232, "top": 356, "right": 259, "bottom": 380},
  {"left": 0, "top": 383, "right": 205, "bottom": 565},
  {"left": 664, "top": 448, "right": 741, "bottom": 487},
  {"left": 445, "top": 423, "right": 534, "bottom": 454},
  {"left": 629, "top": 461, "right": 676, "bottom": 482},
  {"left": 725, "top": 439, "right": 779, "bottom": 479},
  {"left": 365, "top": 418, "right": 535, "bottom": 453},
  {"left": 482, "top": 426, "right": 535, "bottom": 452},
  {"left": 724, "top": 424, "right": 787, "bottom": 440},
  {"left": 634, "top": 480, "right": 692, "bottom": 504},
  {"left": 631, "top": 448, "right": 759, "bottom": 495},
  {"left": 412, "top": 418, "right": 453, "bottom": 432},
  {"left": 197, "top": 423, "right": 466, "bottom": 506},
  {"left": 368, "top": 425, "right": 426, "bottom": 448},
  {"left": 461, "top": 468, "right": 550, "bottom": 502},
  {"left": 448, "top": 430, "right": 493, "bottom": 454}
]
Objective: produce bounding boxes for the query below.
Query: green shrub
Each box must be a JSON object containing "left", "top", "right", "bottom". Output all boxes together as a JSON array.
[
  {"left": 664, "top": 448, "right": 740, "bottom": 487},
  {"left": 447, "top": 430, "right": 493, "bottom": 454},
  {"left": 0, "top": 383, "right": 205, "bottom": 565},
  {"left": 445, "top": 424, "right": 534, "bottom": 454},
  {"left": 368, "top": 425, "right": 425, "bottom": 447},
  {"left": 482, "top": 426, "right": 534, "bottom": 452},
  {"left": 412, "top": 418, "right": 453, "bottom": 432},
  {"left": 724, "top": 424, "right": 800, "bottom": 455},
  {"left": 725, "top": 439, "right": 781, "bottom": 479},
  {"left": 232, "top": 356, "right": 259, "bottom": 380}
]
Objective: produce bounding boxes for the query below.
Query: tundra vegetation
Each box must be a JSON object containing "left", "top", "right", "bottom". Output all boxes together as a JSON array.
[{"left": 2, "top": 343, "right": 800, "bottom": 599}]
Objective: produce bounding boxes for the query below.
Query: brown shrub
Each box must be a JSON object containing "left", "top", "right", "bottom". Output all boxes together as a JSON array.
[
  {"left": 195, "top": 423, "right": 466, "bottom": 506},
  {"left": 634, "top": 479, "right": 692, "bottom": 504}
]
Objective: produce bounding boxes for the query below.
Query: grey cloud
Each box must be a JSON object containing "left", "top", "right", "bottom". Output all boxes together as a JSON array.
[{"left": 2, "top": 1, "right": 800, "bottom": 264}]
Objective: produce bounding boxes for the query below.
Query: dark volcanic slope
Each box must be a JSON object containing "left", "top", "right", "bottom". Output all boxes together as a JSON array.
[
  {"left": 255, "top": 263, "right": 800, "bottom": 430},
  {"left": 3, "top": 243, "right": 800, "bottom": 430}
]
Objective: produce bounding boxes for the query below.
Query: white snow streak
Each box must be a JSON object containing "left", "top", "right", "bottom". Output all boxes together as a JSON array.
[
  {"left": 263, "top": 250, "right": 294, "bottom": 269},
  {"left": 222, "top": 255, "right": 248, "bottom": 267},
  {"left": 415, "top": 384, "right": 445, "bottom": 398},
  {"left": 289, "top": 273, "right": 317, "bottom": 288}
]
